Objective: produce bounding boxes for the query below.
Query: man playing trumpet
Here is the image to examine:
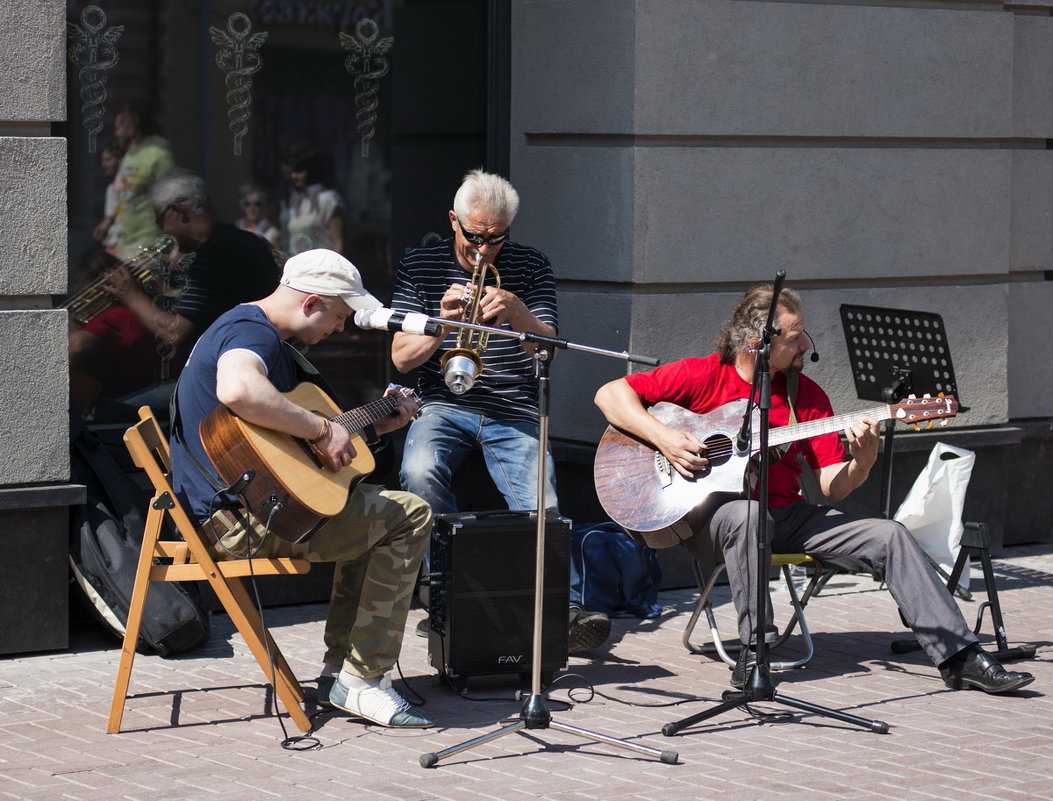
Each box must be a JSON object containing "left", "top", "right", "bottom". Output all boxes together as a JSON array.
[{"left": 390, "top": 168, "right": 610, "bottom": 654}]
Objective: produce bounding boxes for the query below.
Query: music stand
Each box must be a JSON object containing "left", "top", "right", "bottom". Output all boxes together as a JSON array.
[
  {"left": 661, "top": 272, "right": 889, "bottom": 738},
  {"left": 841, "top": 305, "right": 1035, "bottom": 663},
  {"left": 839, "top": 304, "right": 963, "bottom": 520},
  {"left": 416, "top": 316, "right": 679, "bottom": 768}
]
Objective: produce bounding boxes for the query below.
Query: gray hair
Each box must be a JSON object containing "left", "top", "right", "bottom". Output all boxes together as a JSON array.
[
  {"left": 149, "top": 167, "right": 211, "bottom": 215},
  {"left": 715, "top": 283, "right": 803, "bottom": 364},
  {"left": 452, "top": 168, "right": 520, "bottom": 224}
]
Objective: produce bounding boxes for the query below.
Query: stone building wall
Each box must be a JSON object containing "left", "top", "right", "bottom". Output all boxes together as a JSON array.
[
  {"left": 510, "top": 0, "right": 1053, "bottom": 547},
  {"left": 0, "top": 0, "right": 80, "bottom": 654}
]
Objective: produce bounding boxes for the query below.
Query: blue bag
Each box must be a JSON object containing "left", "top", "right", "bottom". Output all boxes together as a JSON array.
[{"left": 570, "top": 522, "right": 663, "bottom": 618}]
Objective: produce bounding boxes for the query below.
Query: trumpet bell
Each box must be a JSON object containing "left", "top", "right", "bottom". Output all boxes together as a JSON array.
[{"left": 441, "top": 349, "right": 483, "bottom": 395}]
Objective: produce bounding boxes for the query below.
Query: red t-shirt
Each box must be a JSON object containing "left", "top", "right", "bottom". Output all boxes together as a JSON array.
[
  {"left": 79, "top": 306, "right": 168, "bottom": 397},
  {"left": 624, "top": 354, "right": 847, "bottom": 507}
]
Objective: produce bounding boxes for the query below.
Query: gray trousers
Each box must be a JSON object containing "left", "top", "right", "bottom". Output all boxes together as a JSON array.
[{"left": 681, "top": 500, "right": 978, "bottom": 668}]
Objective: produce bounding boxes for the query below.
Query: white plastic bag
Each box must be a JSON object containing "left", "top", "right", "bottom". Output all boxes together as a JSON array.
[{"left": 893, "top": 442, "right": 975, "bottom": 591}]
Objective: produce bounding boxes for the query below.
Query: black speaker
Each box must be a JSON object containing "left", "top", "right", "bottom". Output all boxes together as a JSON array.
[{"left": 427, "top": 510, "right": 570, "bottom": 690}]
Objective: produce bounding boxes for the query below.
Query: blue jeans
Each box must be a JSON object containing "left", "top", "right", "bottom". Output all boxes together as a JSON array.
[{"left": 400, "top": 404, "right": 559, "bottom": 516}]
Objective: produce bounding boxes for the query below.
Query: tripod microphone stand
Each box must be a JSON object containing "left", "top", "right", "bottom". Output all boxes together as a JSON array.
[
  {"left": 417, "top": 316, "right": 678, "bottom": 768},
  {"left": 662, "top": 272, "right": 889, "bottom": 738}
]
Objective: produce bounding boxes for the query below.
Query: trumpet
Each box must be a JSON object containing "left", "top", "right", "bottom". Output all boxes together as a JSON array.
[
  {"left": 62, "top": 236, "right": 177, "bottom": 326},
  {"left": 440, "top": 251, "right": 501, "bottom": 395}
]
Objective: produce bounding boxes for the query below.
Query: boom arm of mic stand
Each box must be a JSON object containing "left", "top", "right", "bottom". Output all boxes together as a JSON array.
[{"left": 419, "top": 313, "right": 662, "bottom": 367}]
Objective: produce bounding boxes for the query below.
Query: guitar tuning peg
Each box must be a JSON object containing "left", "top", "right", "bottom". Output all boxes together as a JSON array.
[
  {"left": 908, "top": 393, "right": 917, "bottom": 399},
  {"left": 940, "top": 420, "right": 949, "bottom": 427},
  {"left": 922, "top": 393, "right": 931, "bottom": 398},
  {"left": 912, "top": 423, "right": 921, "bottom": 431}
]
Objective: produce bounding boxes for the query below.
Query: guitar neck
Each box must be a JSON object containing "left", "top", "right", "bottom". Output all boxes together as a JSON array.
[
  {"left": 331, "top": 395, "right": 401, "bottom": 435},
  {"left": 760, "top": 404, "right": 891, "bottom": 450}
]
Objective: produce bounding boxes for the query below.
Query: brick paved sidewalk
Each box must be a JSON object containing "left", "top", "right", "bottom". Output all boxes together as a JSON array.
[{"left": 1, "top": 544, "right": 1050, "bottom": 801}]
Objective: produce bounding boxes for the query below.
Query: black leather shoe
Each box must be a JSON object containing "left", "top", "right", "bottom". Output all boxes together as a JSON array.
[
  {"left": 730, "top": 647, "right": 757, "bottom": 689},
  {"left": 943, "top": 649, "right": 1035, "bottom": 694}
]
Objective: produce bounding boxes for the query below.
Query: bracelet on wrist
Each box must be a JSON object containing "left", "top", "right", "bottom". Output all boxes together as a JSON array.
[{"left": 307, "top": 416, "right": 330, "bottom": 445}]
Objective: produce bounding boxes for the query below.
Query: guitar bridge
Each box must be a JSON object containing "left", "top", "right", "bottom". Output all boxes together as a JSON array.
[{"left": 654, "top": 451, "right": 673, "bottom": 488}]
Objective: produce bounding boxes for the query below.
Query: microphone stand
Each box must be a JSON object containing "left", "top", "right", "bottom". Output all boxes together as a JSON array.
[
  {"left": 661, "top": 271, "right": 889, "bottom": 738},
  {"left": 416, "top": 315, "right": 678, "bottom": 768}
]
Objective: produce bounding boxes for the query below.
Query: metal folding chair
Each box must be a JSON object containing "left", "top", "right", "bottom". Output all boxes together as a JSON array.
[{"left": 683, "top": 553, "right": 824, "bottom": 671}]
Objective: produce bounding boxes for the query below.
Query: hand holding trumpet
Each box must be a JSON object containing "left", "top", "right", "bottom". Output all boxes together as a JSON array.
[{"left": 440, "top": 281, "right": 527, "bottom": 330}]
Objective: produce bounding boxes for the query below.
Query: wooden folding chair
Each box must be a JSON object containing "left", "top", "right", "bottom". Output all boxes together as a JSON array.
[
  {"left": 108, "top": 406, "right": 312, "bottom": 734},
  {"left": 683, "top": 553, "right": 825, "bottom": 671}
]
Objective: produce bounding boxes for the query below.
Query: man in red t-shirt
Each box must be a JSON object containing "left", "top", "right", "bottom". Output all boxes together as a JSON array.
[{"left": 594, "top": 284, "right": 1033, "bottom": 695}]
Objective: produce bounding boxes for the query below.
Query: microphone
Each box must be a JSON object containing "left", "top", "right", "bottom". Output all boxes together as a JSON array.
[
  {"left": 354, "top": 308, "right": 443, "bottom": 337},
  {"left": 804, "top": 331, "right": 820, "bottom": 362}
]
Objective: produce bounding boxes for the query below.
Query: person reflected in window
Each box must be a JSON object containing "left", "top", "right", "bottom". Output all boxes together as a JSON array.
[
  {"left": 101, "top": 168, "right": 282, "bottom": 364},
  {"left": 91, "top": 142, "right": 125, "bottom": 255},
  {"left": 278, "top": 143, "right": 345, "bottom": 256},
  {"left": 235, "top": 183, "right": 283, "bottom": 252},
  {"left": 68, "top": 249, "right": 166, "bottom": 417},
  {"left": 110, "top": 102, "right": 175, "bottom": 261}
]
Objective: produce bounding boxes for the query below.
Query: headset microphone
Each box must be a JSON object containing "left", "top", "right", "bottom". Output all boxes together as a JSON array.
[{"left": 804, "top": 331, "right": 820, "bottom": 363}]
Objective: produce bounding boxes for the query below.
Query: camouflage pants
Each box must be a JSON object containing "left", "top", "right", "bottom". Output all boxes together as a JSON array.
[{"left": 207, "top": 483, "right": 431, "bottom": 679}]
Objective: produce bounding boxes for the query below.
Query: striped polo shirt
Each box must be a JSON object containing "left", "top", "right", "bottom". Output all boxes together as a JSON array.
[{"left": 391, "top": 238, "right": 558, "bottom": 423}]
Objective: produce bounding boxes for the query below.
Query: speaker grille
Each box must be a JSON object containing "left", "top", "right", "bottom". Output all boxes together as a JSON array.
[{"left": 429, "top": 512, "right": 570, "bottom": 681}]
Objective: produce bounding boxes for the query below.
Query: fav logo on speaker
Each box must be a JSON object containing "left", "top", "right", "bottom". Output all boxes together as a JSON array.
[{"left": 498, "top": 654, "right": 525, "bottom": 664}]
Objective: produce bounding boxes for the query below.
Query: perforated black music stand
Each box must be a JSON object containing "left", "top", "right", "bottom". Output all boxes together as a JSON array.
[{"left": 839, "top": 304, "right": 963, "bottom": 520}]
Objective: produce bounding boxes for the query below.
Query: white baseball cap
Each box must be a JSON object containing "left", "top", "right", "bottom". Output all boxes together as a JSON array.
[{"left": 279, "top": 249, "right": 381, "bottom": 311}]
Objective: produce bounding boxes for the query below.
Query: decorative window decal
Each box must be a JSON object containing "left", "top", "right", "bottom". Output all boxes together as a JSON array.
[
  {"left": 67, "top": 5, "right": 124, "bottom": 154},
  {"left": 339, "top": 18, "right": 392, "bottom": 158},
  {"left": 210, "top": 12, "right": 268, "bottom": 156}
]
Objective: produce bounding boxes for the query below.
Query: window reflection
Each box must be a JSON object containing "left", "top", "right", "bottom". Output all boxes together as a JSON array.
[{"left": 63, "top": 1, "right": 401, "bottom": 415}]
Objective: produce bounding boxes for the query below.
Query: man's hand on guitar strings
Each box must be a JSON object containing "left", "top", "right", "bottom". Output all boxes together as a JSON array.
[{"left": 655, "top": 426, "right": 709, "bottom": 479}]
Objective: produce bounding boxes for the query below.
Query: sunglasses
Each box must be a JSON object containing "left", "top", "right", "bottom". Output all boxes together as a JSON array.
[
  {"left": 457, "top": 218, "right": 509, "bottom": 247},
  {"left": 242, "top": 199, "right": 264, "bottom": 208}
]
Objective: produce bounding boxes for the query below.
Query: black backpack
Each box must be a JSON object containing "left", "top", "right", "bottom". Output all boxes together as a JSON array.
[{"left": 69, "top": 420, "right": 210, "bottom": 656}]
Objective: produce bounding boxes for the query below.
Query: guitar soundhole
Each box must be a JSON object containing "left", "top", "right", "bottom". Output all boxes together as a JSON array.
[{"left": 703, "top": 434, "right": 733, "bottom": 468}]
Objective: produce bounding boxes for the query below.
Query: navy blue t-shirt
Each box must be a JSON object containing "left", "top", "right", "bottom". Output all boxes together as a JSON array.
[{"left": 171, "top": 304, "right": 298, "bottom": 524}]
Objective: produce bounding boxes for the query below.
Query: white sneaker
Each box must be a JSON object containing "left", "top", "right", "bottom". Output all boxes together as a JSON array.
[{"left": 328, "top": 674, "right": 434, "bottom": 728}]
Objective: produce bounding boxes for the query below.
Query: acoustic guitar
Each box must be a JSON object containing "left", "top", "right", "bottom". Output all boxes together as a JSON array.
[
  {"left": 593, "top": 395, "right": 958, "bottom": 547},
  {"left": 199, "top": 382, "right": 417, "bottom": 543}
]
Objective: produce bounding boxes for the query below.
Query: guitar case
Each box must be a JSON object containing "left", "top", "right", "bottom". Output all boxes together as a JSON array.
[{"left": 69, "top": 418, "right": 210, "bottom": 656}]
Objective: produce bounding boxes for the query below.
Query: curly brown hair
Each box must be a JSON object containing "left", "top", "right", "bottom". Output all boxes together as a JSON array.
[{"left": 715, "top": 283, "right": 802, "bottom": 364}]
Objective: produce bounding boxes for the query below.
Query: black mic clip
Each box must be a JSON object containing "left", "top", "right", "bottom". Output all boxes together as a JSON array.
[{"left": 223, "top": 471, "right": 255, "bottom": 495}]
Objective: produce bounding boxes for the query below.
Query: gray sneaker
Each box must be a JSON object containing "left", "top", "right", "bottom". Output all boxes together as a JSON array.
[{"left": 327, "top": 674, "right": 434, "bottom": 728}]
